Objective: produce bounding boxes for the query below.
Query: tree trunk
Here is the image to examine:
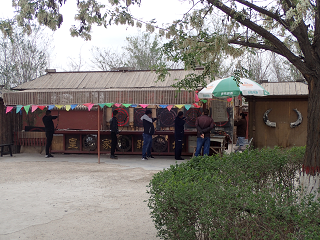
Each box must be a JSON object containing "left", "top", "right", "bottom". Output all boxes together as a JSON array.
[{"left": 304, "top": 75, "right": 320, "bottom": 175}]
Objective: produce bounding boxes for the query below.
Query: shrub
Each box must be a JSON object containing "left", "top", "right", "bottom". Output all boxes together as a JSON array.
[{"left": 147, "top": 146, "right": 320, "bottom": 239}]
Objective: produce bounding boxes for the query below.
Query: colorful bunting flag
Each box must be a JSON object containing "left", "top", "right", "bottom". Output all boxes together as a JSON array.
[
  {"left": 201, "top": 99, "right": 207, "bottom": 103},
  {"left": 16, "top": 105, "right": 22, "bottom": 113},
  {"left": 114, "top": 103, "right": 122, "bottom": 107},
  {"left": 105, "top": 103, "right": 114, "bottom": 108},
  {"left": 71, "top": 104, "right": 77, "bottom": 110},
  {"left": 238, "top": 95, "right": 242, "bottom": 100},
  {"left": 55, "top": 105, "right": 64, "bottom": 109},
  {"left": 24, "top": 105, "right": 31, "bottom": 114},
  {"left": 83, "top": 103, "right": 94, "bottom": 111},
  {"left": 38, "top": 106, "right": 46, "bottom": 110},
  {"left": 48, "top": 105, "right": 55, "bottom": 110},
  {"left": 6, "top": 106, "right": 13, "bottom": 114},
  {"left": 123, "top": 104, "right": 131, "bottom": 108},
  {"left": 98, "top": 103, "right": 105, "bottom": 109},
  {"left": 193, "top": 103, "right": 201, "bottom": 108},
  {"left": 159, "top": 105, "right": 168, "bottom": 108},
  {"left": 167, "top": 105, "right": 173, "bottom": 111},
  {"left": 130, "top": 104, "right": 137, "bottom": 108},
  {"left": 227, "top": 97, "right": 232, "bottom": 102},
  {"left": 65, "top": 105, "right": 71, "bottom": 111},
  {"left": 184, "top": 104, "right": 192, "bottom": 110},
  {"left": 31, "top": 105, "right": 38, "bottom": 112},
  {"left": 140, "top": 104, "right": 148, "bottom": 108},
  {"left": 175, "top": 104, "right": 184, "bottom": 109}
]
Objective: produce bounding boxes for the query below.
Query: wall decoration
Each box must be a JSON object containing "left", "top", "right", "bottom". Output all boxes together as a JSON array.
[
  {"left": 263, "top": 109, "right": 276, "bottom": 128},
  {"left": 134, "top": 108, "right": 151, "bottom": 127},
  {"left": 113, "top": 107, "right": 129, "bottom": 126},
  {"left": 184, "top": 108, "right": 202, "bottom": 128},
  {"left": 82, "top": 134, "right": 97, "bottom": 151},
  {"left": 152, "top": 135, "right": 168, "bottom": 152},
  {"left": 116, "top": 135, "right": 132, "bottom": 152},
  {"left": 157, "top": 108, "right": 177, "bottom": 127},
  {"left": 290, "top": 108, "right": 303, "bottom": 128}
]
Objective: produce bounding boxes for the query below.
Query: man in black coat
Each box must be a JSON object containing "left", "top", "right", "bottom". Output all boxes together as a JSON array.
[
  {"left": 110, "top": 110, "right": 119, "bottom": 159},
  {"left": 140, "top": 110, "right": 157, "bottom": 160},
  {"left": 174, "top": 111, "right": 186, "bottom": 160},
  {"left": 42, "top": 110, "right": 58, "bottom": 158}
]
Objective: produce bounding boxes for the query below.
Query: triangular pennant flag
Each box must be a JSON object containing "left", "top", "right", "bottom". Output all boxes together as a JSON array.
[
  {"left": 238, "top": 95, "right": 242, "bottom": 100},
  {"left": 105, "top": 103, "right": 114, "bottom": 108},
  {"left": 123, "top": 104, "right": 131, "bottom": 108},
  {"left": 184, "top": 104, "right": 192, "bottom": 110},
  {"left": 55, "top": 105, "right": 63, "bottom": 109},
  {"left": 16, "top": 105, "right": 22, "bottom": 113},
  {"left": 130, "top": 104, "right": 137, "bottom": 108},
  {"left": 85, "top": 104, "right": 94, "bottom": 111},
  {"left": 140, "top": 104, "right": 149, "bottom": 108},
  {"left": 175, "top": 104, "right": 184, "bottom": 109},
  {"left": 195, "top": 91, "right": 200, "bottom": 102},
  {"left": 6, "top": 106, "right": 13, "bottom": 114},
  {"left": 201, "top": 99, "right": 207, "bottom": 103},
  {"left": 167, "top": 105, "right": 173, "bottom": 111},
  {"left": 98, "top": 103, "right": 105, "bottom": 109},
  {"left": 48, "top": 105, "right": 55, "bottom": 110},
  {"left": 38, "top": 106, "right": 46, "bottom": 110},
  {"left": 193, "top": 103, "right": 201, "bottom": 108},
  {"left": 159, "top": 105, "right": 168, "bottom": 108},
  {"left": 24, "top": 105, "right": 31, "bottom": 114},
  {"left": 227, "top": 97, "right": 232, "bottom": 102},
  {"left": 114, "top": 103, "right": 122, "bottom": 107},
  {"left": 65, "top": 105, "right": 71, "bottom": 111},
  {"left": 71, "top": 104, "right": 77, "bottom": 110},
  {"left": 31, "top": 105, "right": 38, "bottom": 112}
]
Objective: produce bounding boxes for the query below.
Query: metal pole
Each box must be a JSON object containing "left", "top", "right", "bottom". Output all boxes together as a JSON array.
[{"left": 98, "top": 106, "right": 101, "bottom": 164}]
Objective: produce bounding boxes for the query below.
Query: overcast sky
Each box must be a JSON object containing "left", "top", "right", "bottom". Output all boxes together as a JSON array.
[{"left": 0, "top": 0, "right": 193, "bottom": 71}]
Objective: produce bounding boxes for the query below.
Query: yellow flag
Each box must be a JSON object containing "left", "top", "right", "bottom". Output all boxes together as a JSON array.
[
  {"left": 55, "top": 105, "right": 64, "bottom": 109},
  {"left": 175, "top": 104, "right": 184, "bottom": 109},
  {"left": 65, "top": 105, "right": 71, "bottom": 111}
]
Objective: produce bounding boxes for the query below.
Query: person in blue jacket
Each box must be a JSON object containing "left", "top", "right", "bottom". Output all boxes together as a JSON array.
[{"left": 140, "top": 110, "right": 157, "bottom": 160}]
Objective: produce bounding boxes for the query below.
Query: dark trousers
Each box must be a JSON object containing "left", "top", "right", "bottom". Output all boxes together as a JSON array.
[
  {"left": 45, "top": 131, "right": 54, "bottom": 155},
  {"left": 175, "top": 137, "right": 183, "bottom": 159},
  {"left": 111, "top": 132, "right": 117, "bottom": 156}
]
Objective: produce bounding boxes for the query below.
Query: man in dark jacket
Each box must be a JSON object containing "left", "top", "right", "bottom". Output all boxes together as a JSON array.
[
  {"left": 174, "top": 111, "right": 186, "bottom": 160},
  {"left": 42, "top": 110, "right": 58, "bottom": 158},
  {"left": 110, "top": 110, "right": 119, "bottom": 159},
  {"left": 140, "top": 109, "right": 157, "bottom": 160},
  {"left": 195, "top": 109, "right": 214, "bottom": 156},
  {"left": 234, "top": 112, "right": 247, "bottom": 151}
]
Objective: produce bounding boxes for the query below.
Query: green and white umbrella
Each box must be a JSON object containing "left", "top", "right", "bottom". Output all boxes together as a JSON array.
[{"left": 198, "top": 77, "right": 269, "bottom": 98}]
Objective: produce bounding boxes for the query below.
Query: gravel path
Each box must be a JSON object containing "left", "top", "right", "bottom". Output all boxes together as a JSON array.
[{"left": 0, "top": 156, "right": 165, "bottom": 240}]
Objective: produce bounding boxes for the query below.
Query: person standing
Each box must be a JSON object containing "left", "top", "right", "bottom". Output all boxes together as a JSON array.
[
  {"left": 194, "top": 109, "right": 214, "bottom": 156},
  {"left": 110, "top": 110, "right": 119, "bottom": 159},
  {"left": 42, "top": 110, "right": 58, "bottom": 158},
  {"left": 174, "top": 111, "right": 186, "bottom": 160},
  {"left": 234, "top": 112, "right": 247, "bottom": 151},
  {"left": 141, "top": 110, "right": 157, "bottom": 160}
]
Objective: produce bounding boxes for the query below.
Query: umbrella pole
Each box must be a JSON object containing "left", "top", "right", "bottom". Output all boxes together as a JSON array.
[{"left": 231, "top": 98, "right": 234, "bottom": 153}]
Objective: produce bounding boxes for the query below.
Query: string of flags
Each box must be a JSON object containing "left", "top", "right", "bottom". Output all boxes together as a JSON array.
[
  {"left": 5, "top": 93, "right": 232, "bottom": 114},
  {"left": 5, "top": 102, "right": 207, "bottom": 114}
]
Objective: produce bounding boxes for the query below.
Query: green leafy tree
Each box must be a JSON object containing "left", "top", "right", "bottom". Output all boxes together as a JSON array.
[{"left": 4, "top": 0, "right": 320, "bottom": 175}]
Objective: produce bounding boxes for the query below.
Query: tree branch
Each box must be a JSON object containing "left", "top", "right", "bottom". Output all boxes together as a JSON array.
[
  {"left": 228, "top": 39, "right": 283, "bottom": 55},
  {"left": 207, "top": 0, "right": 311, "bottom": 74}
]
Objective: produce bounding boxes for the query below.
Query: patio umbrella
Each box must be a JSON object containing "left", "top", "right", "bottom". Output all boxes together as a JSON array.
[{"left": 198, "top": 77, "right": 269, "bottom": 98}]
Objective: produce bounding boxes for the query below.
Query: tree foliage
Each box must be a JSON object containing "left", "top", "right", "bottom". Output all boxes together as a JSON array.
[{"left": 0, "top": 26, "right": 49, "bottom": 88}]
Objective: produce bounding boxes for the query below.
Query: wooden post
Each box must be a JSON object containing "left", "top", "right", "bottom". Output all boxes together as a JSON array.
[{"left": 98, "top": 106, "right": 101, "bottom": 164}]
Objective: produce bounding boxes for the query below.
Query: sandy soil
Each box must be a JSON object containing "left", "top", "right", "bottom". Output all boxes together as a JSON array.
[{"left": 0, "top": 161, "right": 160, "bottom": 240}]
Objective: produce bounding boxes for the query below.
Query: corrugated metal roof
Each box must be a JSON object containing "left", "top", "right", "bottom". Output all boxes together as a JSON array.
[
  {"left": 261, "top": 82, "right": 308, "bottom": 96},
  {"left": 14, "top": 69, "right": 205, "bottom": 90}
]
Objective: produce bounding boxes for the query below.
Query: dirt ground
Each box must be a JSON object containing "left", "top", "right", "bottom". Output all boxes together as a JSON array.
[{"left": 0, "top": 154, "right": 179, "bottom": 240}]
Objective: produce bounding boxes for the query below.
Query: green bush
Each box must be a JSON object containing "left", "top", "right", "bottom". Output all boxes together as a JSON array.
[{"left": 147, "top": 146, "right": 320, "bottom": 239}]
